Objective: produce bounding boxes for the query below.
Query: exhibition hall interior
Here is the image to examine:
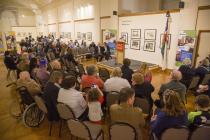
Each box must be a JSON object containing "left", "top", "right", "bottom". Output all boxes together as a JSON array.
[{"left": 0, "top": 0, "right": 210, "bottom": 140}]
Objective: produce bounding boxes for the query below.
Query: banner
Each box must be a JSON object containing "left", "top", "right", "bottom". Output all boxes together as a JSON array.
[{"left": 175, "top": 30, "right": 196, "bottom": 66}]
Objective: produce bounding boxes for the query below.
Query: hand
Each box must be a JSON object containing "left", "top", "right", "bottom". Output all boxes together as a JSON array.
[{"left": 151, "top": 115, "right": 157, "bottom": 122}]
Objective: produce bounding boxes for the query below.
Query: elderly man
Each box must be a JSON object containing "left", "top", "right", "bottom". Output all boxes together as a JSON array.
[
  {"left": 81, "top": 65, "right": 104, "bottom": 89},
  {"left": 17, "top": 71, "right": 41, "bottom": 97},
  {"left": 158, "top": 69, "right": 186, "bottom": 103}
]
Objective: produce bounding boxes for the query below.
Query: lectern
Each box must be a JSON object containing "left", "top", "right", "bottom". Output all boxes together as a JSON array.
[{"left": 116, "top": 41, "right": 125, "bottom": 64}]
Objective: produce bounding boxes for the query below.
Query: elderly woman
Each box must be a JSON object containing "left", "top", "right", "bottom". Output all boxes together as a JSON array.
[
  {"left": 104, "top": 67, "right": 130, "bottom": 93},
  {"left": 17, "top": 71, "right": 41, "bottom": 97},
  {"left": 132, "top": 73, "right": 154, "bottom": 110},
  {"left": 43, "top": 71, "right": 63, "bottom": 121},
  {"left": 50, "top": 60, "right": 62, "bottom": 72},
  {"left": 81, "top": 65, "right": 104, "bottom": 89},
  {"left": 151, "top": 90, "right": 187, "bottom": 138},
  {"left": 158, "top": 70, "right": 186, "bottom": 104},
  {"left": 179, "top": 58, "right": 195, "bottom": 88}
]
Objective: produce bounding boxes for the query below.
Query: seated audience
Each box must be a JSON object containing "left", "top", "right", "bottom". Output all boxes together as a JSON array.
[
  {"left": 121, "top": 58, "right": 134, "bottom": 84},
  {"left": 188, "top": 95, "right": 210, "bottom": 129},
  {"left": 4, "top": 51, "right": 18, "bottom": 79},
  {"left": 35, "top": 59, "right": 50, "bottom": 86},
  {"left": 81, "top": 65, "right": 104, "bottom": 89},
  {"left": 104, "top": 67, "right": 130, "bottom": 93},
  {"left": 137, "top": 63, "right": 152, "bottom": 83},
  {"left": 110, "top": 87, "right": 145, "bottom": 140},
  {"left": 151, "top": 89, "right": 188, "bottom": 138},
  {"left": 195, "top": 58, "right": 210, "bottom": 85},
  {"left": 17, "top": 52, "right": 30, "bottom": 72},
  {"left": 57, "top": 76, "right": 88, "bottom": 120},
  {"left": 178, "top": 58, "right": 195, "bottom": 88},
  {"left": 51, "top": 60, "right": 62, "bottom": 71},
  {"left": 64, "top": 48, "right": 78, "bottom": 66},
  {"left": 87, "top": 87, "right": 104, "bottom": 124},
  {"left": 196, "top": 79, "right": 210, "bottom": 97},
  {"left": 158, "top": 70, "right": 186, "bottom": 104},
  {"left": 29, "top": 57, "right": 38, "bottom": 76},
  {"left": 132, "top": 73, "right": 154, "bottom": 110},
  {"left": 17, "top": 71, "right": 41, "bottom": 97},
  {"left": 43, "top": 71, "right": 63, "bottom": 121}
]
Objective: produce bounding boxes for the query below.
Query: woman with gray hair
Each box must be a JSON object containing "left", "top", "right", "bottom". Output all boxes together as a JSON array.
[
  {"left": 195, "top": 58, "right": 210, "bottom": 85},
  {"left": 104, "top": 67, "right": 130, "bottom": 92},
  {"left": 179, "top": 58, "right": 195, "bottom": 88}
]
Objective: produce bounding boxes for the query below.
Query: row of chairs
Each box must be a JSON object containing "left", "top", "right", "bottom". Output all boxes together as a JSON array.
[{"left": 151, "top": 125, "right": 210, "bottom": 140}]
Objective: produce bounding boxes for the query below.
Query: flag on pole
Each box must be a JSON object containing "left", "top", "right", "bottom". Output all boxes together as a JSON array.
[{"left": 161, "top": 12, "right": 170, "bottom": 70}]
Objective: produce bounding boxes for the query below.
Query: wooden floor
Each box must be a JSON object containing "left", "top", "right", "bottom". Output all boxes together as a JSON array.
[{"left": 0, "top": 59, "right": 195, "bottom": 140}]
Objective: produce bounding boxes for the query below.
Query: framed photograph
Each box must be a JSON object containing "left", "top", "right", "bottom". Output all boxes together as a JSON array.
[
  {"left": 77, "top": 32, "right": 81, "bottom": 40},
  {"left": 160, "top": 33, "right": 171, "bottom": 49},
  {"left": 67, "top": 32, "right": 71, "bottom": 39},
  {"left": 131, "top": 29, "right": 141, "bottom": 39},
  {"left": 16, "top": 32, "right": 21, "bottom": 37},
  {"left": 144, "top": 29, "right": 157, "bottom": 40},
  {"left": 82, "top": 33, "right": 86, "bottom": 40},
  {"left": 87, "top": 32, "right": 92, "bottom": 41},
  {"left": 121, "top": 32, "right": 128, "bottom": 44},
  {"left": 144, "top": 41, "right": 156, "bottom": 52},
  {"left": 130, "top": 39, "right": 141, "bottom": 50}
]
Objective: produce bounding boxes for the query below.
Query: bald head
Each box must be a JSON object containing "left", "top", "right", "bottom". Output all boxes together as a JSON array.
[
  {"left": 19, "top": 71, "right": 31, "bottom": 80},
  {"left": 170, "top": 70, "right": 182, "bottom": 81}
]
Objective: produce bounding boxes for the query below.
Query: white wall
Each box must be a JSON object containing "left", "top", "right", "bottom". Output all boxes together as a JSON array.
[
  {"left": 12, "top": 27, "right": 37, "bottom": 41},
  {"left": 196, "top": 9, "right": 210, "bottom": 30},
  {"left": 119, "top": 12, "right": 180, "bottom": 69}
]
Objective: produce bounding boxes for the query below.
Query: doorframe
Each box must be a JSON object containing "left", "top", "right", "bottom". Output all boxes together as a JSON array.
[{"left": 193, "top": 30, "right": 210, "bottom": 67}]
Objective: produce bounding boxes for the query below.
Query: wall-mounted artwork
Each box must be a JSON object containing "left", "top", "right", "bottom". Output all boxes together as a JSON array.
[
  {"left": 28, "top": 32, "right": 32, "bottom": 36},
  {"left": 22, "top": 32, "right": 26, "bottom": 37},
  {"left": 160, "top": 33, "right": 171, "bottom": 49},
  {"left": 16, "top": 32, "right": 21, "bottom": 37},
  {"left": 144, "top": 29, "right": 156, "bottom": 40},
  {"left": 39, "top": 32, "right": 43, "bottom": 36},
  {"left": 77, "top": 32, "right": 81, "bottom": 40},
  {"left": 131, "top": 29, "right": 141, "bottom": 39},
  {"left": 130, "top": 39, "right": 140, "bottom": 50},
  {"left": 144, "top": 41, "right": 156, "bottom": 52},
  {"left": 121, "top": 32, "right": 128, "bottom": 44},
  {"left": 67, "top": 32, "right": 71, "bottom": 39},
  {"left": 87, "top": 32, "right": 92, "bottom": 41},
  {"left": 82, "top": 33, "right": 86, "bottom": 40}
]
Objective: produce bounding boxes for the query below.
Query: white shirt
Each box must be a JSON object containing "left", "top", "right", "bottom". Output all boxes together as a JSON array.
[
  {"left": 104, "top": 77, "right": 131, "bottom": 92},
  {"left": 57, "top": 88, "right": 87, "bottom": 118},
  {"left": 88, "top": 102, "right": 103, "bottom": 122}
]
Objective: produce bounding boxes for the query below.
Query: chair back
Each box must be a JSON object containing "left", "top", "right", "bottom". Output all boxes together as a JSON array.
[
  {"left": 160, "top": 126, "right": 189, "bottom": 140},
  {"left": 99, "top": 67, "right": 110, "bottom": 82},
  {"left": 56, "top": 103, "right": 75, "bottom": 120},
  {"left": 17, "top": 86, "right": 34, "bottom": 105},
  {"left": 106, "top": 91, "right": 120, "bottom": 108},
  {"left": 188, "top": 76, "right": 200, "bottom": 90},
  {"left": 109, "top": 122, "right": 137, "bottom": 140},
  {"left": 201, "top": 74, "right": 210, "bottom": 85},
  {"left": 34, "top": 96, "right": 48, "bottom": 113},
  {"left": 134, "top": 97, "right": 150, "bottom": 114},
  {"left": 190, "top": 124, "right": 210, "bottom": 140},
  {"left": 67, "top": 119, "right": 91, "bottom": 140}
]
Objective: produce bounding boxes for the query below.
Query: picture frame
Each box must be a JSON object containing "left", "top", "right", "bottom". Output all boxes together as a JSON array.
[
  {"left": 144, "top": 29, "right": 157, "bottom": 40},
  {"left": 86, "top": 32, "right": 92, "bottom": 41},
  {"left": 160, "top": 33, "right": 171, "bottom": 49},
  {"left": 130, "top": 39, "right": 141, "bottom": 50},
  {"left": 121, "top": 32, "right": 128, "bottom": 44},
  {"left": 143, "top": 41, "right": 156, "bottom": 52},
  {"left": 82, "top": 33, "right": 86, "bottom": 40},
  {"left": 67, "top": 32, "right": 71, "bottom": 39},
  {"left": 77, "top": 32, "right": 81, "bottom": 40},
  {"left": 16, "top": 32, "right": 21, "bottom": 37},
  {"left": 131, "top": 29, "right": 141, "bottom": 39}
]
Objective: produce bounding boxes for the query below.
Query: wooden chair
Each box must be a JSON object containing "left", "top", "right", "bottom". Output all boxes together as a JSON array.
[
  {"left": 67, "top": 119, "right": 104, "bottom": 140},
  {"left": 56, "top": 103, "right": 76, "bottom": 137},
  {"left": 109, "top": 122, "right": 137, "bottom": 140},
  {"left": 190, "top": 124, "right": 210, "bottom": 140}
]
